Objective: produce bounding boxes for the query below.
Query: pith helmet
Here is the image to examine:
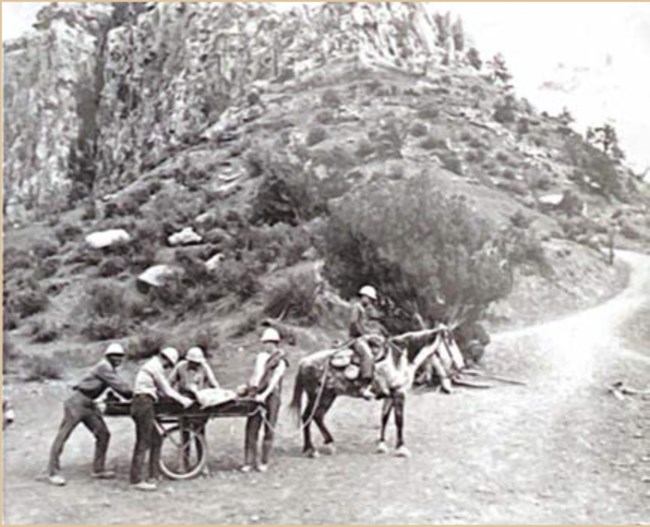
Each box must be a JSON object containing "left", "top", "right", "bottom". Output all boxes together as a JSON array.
[
  {"left": 160, "top": 347, "right": 179, "bottom": 366},
  {"left": 359, "top": 285, "right": 378, "bottom": 301},
  {"left": 261, "top": 328, "right": 281, "bottom": 343}
]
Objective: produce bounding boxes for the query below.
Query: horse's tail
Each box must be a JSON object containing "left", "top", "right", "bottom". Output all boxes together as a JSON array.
[{"left": 289, "top": 363, "right": 305, "bottom": 427}]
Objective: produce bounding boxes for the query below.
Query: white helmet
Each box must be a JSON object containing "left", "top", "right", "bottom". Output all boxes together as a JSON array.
[
  {"left": 160, "top": 347, "right": 179, "bottom": 366},
  {"left": 104, "top": 342, "right": 125, "bottom": 357},
  {"left": 359, "top": 285, "right": 378, "bottom": 301},
  {"left": 261, "top": 328, "right": 281, "bottom": 343},
  {"left": 186, "top": 347, "right": 205, "bottom": 364}
]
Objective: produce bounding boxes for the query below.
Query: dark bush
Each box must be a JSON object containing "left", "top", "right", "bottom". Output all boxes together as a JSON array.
[
  {"left": 54, "top": 222, "right": 83, "bottom": 245},
  {"left": 315, "top": 110, "right": 335, "bottom": 125},
  {"left": 29, "top": 319, "right": 59, "bottom": 343},
  {"left": 81, "top": 315, "right": 128, "bottom": 341},
  {"left": 4, "top": 248, "right": 32, "bottom": 270},
  {"left": 263, "top": 268, "right": 319, "bottom": 324},
  {"left": 325, "top": 176, "right": 514, "bottom": 327},
  {"left": 417, "top": 105, "right": 440, "bottom": 120},
  {"left": 3, "top": 334, "right": 19, "bottom": 373},
  {"left": 10, "top": 286, "right": 49, "bottom": 318},
  {"left": 33, "top": 257, "right": 59, "bottom": 280},
  {"left": 306, "top": 126, "right": 327, "bottom": 147},
  {"left": 355, "top": 139, "right": 376, "bottom": 159},
  {"left": 81, "top": 201, "right": 97, "bottom": 221},
  {"left": 31, "top": 241, "right": 59, "bottom": 259},
  {"left": 517, "top": 118, "right": 530, "bottom": 135},
  {"left": 128, "top": 329, "right": 167, "bottom": 361},
  {"left": 419, "top": 135, "right": 447, "bottom": 151},
  {"left": 97, "top": 256, "right": 127, "bottom": 277},
  {"left": 493, "top": 99, "right": 516, "bottom": 124},
  {"left": 230, "top": 310, "right": 263, "bottom": 338},
  {"left": 409, "top": 122, "right": 428, "bottom": 138},
  {"left": 321, "top": 89, "right": 342, "bottom": 108},
  {"left": 3, "top": 311, "right": 19, "bottom": 331},
  {"left": 24, "top": 356, "right": 63, "bottom": 382}
]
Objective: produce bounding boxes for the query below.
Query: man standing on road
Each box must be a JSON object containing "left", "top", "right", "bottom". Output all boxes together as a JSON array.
[
  {"left": 240, "top": 328, "right": 288, "bottom": 473},
  {"left": 130, "top": 347, "right": 193, "bottom": 492},
  {"left": 47, "top": 343, "right": 132, "bottom": 487}
]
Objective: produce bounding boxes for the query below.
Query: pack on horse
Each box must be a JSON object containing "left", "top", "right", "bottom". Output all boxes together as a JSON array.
[{"left": 289, "top": 327, "right": 452, "bottom": 458}]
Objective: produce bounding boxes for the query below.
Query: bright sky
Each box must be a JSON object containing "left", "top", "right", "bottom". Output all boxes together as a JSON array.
[{"left": 3, "top": 2, "right": 649, "bottom": 170}]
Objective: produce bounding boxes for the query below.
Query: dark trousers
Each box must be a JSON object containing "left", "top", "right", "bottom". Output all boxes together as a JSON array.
[
  {"left": 129, "top": 394, "right": 162, "bottom": 484},
  {"left": 244, "top": 391, "right": 281, "bottom": 467},
  {"left": 48, "top": 391, "right": 110, "bottom": 476}
]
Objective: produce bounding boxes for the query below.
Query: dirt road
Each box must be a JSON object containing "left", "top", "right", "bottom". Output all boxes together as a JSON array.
[{"left": 3, "top": 251, "right": 649, "bottom": 524}]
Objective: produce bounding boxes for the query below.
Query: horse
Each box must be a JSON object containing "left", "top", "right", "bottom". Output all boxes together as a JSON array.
[{"left": 289, "top": 327, "right": 452, "bottom": 458}]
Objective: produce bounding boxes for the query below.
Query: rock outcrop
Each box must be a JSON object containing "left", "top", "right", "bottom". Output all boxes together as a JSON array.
[{"left": 3, "top": 2, "right": 468, "bottom": 221}]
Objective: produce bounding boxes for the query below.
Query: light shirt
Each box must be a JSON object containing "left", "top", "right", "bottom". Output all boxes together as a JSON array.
[
  {"left": 170, "top": 360, "right": 219, "bottom": 395},
  {"left": 133, "top": 356, "right": 183, "bottom": 402}
]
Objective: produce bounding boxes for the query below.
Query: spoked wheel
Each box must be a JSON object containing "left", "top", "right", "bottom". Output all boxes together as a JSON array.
[{"left": 159, "top": 425, "right": 207, "bottom": 480}]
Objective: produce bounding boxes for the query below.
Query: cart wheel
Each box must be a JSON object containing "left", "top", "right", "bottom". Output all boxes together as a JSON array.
[{"left": 159, "top": 425, "right": 207, "bottom": 480}]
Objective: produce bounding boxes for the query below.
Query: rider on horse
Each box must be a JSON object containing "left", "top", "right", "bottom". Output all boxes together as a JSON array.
[{"left": 349, "top": 285, "right": 386, "bottom": 400}]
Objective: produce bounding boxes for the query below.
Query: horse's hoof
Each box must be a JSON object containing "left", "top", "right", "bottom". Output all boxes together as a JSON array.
[
  {"left": 394, "top": 445, "right": 411, "bottom": 458},
  {"left": 376, "top": 441, "right": 389, "bottom": 454},
  {"left": 306, "top": 449, "right": 320, "bottom": 459},
  {"left": 322, "top": 443, "right": 336, "bottom": 455}
]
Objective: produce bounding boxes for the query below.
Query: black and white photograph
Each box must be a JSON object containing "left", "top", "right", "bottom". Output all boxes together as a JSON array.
[{"left": 2, "top": 1, "right": 650, "bottom": 523}]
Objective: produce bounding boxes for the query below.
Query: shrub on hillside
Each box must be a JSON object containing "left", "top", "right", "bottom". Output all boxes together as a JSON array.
[
  {"left": 54, "top": 222, "right": 83, "bottom": 245},
  {"left": 81, "top": 315, "right": 128, "bottom": 341},
  {"left": 263, "top": 268, "right": 319, "bottom": 324},
  {"left": 419, "top": 135, "right": 447, "bottom": 151},
  {"left": 33, "top": 257, "right": 59, "bottom": 281},
  {"left": 417, "top": 105, "right": 440, "bottom": 120},
  {"left": 250, "top": 155, "right": 328, "bottom": 225},
  {"left": 355, "top": 139, "right": 376, "bottom": 159},
  {"left": 409, "top": 122, "right": 428, "bottom": 138},
  {"left": 4, "top": 248, "right": 32, "bottom": 270},
  {"left": 493, "top": 98, "right": 516, "bottom": 124},
  {"left": 10, "top": 285, "right": 49, "bottom": 319},
  {"left": 321, "top": 89, "right": 342, "bottom": 109},
  {"left": 24, "top": 356, "right": 63, "bottom": 382},
  {"left": 31, "top": 240, "right": 59, "bottom": 260},
  {"left": 29, "top": 319, "right": 59, "bottom": 343},
  {"left": 324, "top": 176, "right": 514, "bottom": 327},
  {"left": 97, "top": 256, "right": 127, "bottom": 277},
  {"left": 128, "top": 329, "right": 167, "bottom": 361},
  {"left": 306, "top": 126, "right": 327, "bottom": 147},
  {"left": 315, "top": 110, "right": 335, "bottom": 125}
]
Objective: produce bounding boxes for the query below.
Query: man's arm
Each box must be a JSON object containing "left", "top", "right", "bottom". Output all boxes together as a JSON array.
[
  {"left": 203, "top": 363, "right": 220, "bottom": 389},
  {"left": 248, "top": 353, "right": 268, "bottom": 389},
  {"left": 95, "top": 363, "right": 133, "bottom": 399},
  {"left": 152, "top": 366, "right": 192, "bottom": 406},
  {"left": 256, "top": 361, "right": 287, "bottom": 401},
  {"left": 350, "top": 303, "right": 368, "bottom": 336}
]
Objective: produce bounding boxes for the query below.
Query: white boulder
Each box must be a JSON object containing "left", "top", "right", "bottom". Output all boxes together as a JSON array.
[
  {"left": 85, "top": 229, "right": 131, "bottom": 249},
  {"left": 205, "top": 253, "right": 224, "bottom": 272},
  {"left": 137, "top": 264, "right": 182, "bottom": 289},
  {"left": 168, "top": 227, "right": 202, "bottom": 246}
]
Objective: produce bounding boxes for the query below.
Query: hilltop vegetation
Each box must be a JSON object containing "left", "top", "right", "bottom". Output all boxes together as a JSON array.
[{"left": 3, "top": 3, "right": 648, "bottom": 377}]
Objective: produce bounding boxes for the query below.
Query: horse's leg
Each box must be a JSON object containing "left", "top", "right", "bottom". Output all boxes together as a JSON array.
[
  {"left": 392, "top": 390, "right": 411, "bottom": 458},
  {"left": 301, "top": 393, "right": 319, "bottom": 458},
  {"left": 376, "top": 398, "right": 393, "bottom": 454},
  {"left": 313, "top": 392, "right": 336, "bottom": 454}
]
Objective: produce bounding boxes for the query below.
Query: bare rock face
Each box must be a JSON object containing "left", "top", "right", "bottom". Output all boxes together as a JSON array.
[
  {"left": 4, "top": 2, "right": 451, "bottom": 221},
  {"left": 3, "top": 3, "right": 114, "bottom": 221}
]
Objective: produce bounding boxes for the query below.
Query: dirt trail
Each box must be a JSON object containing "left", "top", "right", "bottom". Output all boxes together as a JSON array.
[{"left": 3, "top": 252, "right": 650, "bottom": 524}]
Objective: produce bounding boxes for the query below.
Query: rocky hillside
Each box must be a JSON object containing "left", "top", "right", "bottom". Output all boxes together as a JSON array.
[{"left": 3, "top": 3, "right": 649, "bottom": 377}]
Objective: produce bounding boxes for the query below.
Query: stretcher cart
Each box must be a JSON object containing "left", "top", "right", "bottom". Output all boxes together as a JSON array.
[{"left": 102, "top": 398, "right": 262, "bottom": 480}]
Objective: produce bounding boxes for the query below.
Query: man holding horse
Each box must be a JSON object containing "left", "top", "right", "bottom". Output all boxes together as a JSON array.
[{"left": 240, "top": 328, "right": 288, "bottom": 473}]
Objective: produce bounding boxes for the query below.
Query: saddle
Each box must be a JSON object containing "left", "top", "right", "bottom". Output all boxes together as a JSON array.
[{"left": 330, "top": 349, "right": 360, "bottom": 380}]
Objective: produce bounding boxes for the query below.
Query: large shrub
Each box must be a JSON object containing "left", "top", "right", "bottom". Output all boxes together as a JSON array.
[
  {"left": 324, "top": 173, "right": 513, "bottom": 328},
  {"left": 263, "top": 268, "right": 319, "bottom": 324}
]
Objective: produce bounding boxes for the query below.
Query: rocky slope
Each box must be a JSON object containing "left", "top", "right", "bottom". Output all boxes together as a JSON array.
[{"left": 3, "top": 2, "right": 650, "bottom": 368}]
